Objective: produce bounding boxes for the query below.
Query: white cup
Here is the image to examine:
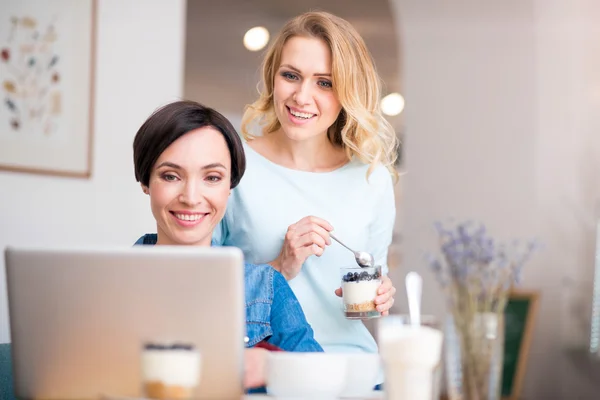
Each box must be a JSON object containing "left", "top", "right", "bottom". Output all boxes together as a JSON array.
[
  {"left": 141, "top": 342, "right": 201, "bottom": 400},
  {"left": 266, "top": 352, "right": 347, "bottom": 398},
  {"left": 378, "top": 316, "right": 443, "bottom": 400}
]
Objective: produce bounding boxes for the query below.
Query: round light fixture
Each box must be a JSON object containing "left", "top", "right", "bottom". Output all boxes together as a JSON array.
[
  {"left": 381, "top": 92, "right": 405, "bottom": 116},
  {"left": 243, "top": 26, "right": 270, "bottom": 51}
]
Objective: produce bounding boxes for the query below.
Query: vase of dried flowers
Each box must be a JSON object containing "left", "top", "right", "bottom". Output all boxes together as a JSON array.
[
  {"left": 445, "top": 306, "right": 505, "bottom": 400},
  {"left": 428, "top": 221, "right": 537, "bottom": 400}
]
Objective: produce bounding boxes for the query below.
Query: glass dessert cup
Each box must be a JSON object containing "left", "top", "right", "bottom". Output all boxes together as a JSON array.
[
  {"left": 141, "top": 342, "right": 201, "bottom": 400},
  {"left": 340, "top": 265, "right": 382, "bottom": 319}
]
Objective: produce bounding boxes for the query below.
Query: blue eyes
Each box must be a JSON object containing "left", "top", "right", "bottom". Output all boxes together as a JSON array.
[
  {"left": 282, "top": 71, "right": 298, "bottom": 80},
  {"left": 280, "top": 71, "right": 332, "bottom": 89},
  {"left": 162, "top": 173, "right": 178, "bottom": 182},
  {"left": 160, "top": 174, "right": 222, "bottom": 183}
]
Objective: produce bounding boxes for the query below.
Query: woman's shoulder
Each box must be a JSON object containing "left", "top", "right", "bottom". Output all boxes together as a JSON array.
[
  {"left": 133, "top": 233, "right": 157, "bottom": 245},
  {"left": 241, "top": 139, "right": 278, "bottom": 171},
  {"left": 345, "top": 159, "right": 394, "bottom": 187},
  {"left": 368, "top": 163, "right": 394, "bottom": 185},
  {"left": 241, "top": 139, "right": 264, "bottom": 161},
  {"left": 244, "top": 263, "right": 276, "bottom": 300},
  {"left": 243, "top": 263, "right": 291, "bottom": 299},
  {"left": 244, "top": 262, "right": 274, "bottom": 277},
  {"left": 237, "top": 140, "right": 272, "bottom": 176}
]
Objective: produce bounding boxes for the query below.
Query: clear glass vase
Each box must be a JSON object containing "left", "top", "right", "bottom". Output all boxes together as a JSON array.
[{"left": 445, "top": 312, "right": 505, "bottom": 400}]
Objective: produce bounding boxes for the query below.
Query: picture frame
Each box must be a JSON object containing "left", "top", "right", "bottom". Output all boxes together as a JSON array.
[
  {"left": 0, "top": 0, "right": 96, "bottom": 178},
  {"left": 501, "top": 289, "right": 540, "bottom": 400}
]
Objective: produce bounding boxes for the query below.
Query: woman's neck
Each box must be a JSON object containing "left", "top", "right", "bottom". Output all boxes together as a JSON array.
[
  {"left": 155, "top": 230, "right": 211, "bottom": 247},
  {"left": 251, "top": 130, "right": 348, "bottom": 172}
]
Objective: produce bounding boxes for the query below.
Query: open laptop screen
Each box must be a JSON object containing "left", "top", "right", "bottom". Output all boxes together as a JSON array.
[{"left": 5, "top": 245, "right": 245, "bottom": 400}]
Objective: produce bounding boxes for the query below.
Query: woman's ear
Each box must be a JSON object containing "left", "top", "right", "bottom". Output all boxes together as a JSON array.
[{"left": 141, "top": 183, "right": 149, "bottom": 195}]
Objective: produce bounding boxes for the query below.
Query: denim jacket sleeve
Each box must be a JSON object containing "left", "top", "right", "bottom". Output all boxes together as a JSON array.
[{"left": 267, "top": 271, "right": 323, "bottom": 352}]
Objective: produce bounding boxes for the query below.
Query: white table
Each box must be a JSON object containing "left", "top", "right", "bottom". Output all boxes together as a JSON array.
[
  {"left": 108, "top": 391, "right": 385, "bottom": 400},
  {"left": 245, "top": 392, "right": 384, "bottom": 399}
]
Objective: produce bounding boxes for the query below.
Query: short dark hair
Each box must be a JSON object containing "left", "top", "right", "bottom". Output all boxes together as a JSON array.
[{"left": 133, "top": 100, "right": 246, "bottom": 188}]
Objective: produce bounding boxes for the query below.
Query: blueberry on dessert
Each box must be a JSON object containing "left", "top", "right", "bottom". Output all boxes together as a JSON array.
[{"left": 341, "top": 266, "right": 383, "bottom": 319}]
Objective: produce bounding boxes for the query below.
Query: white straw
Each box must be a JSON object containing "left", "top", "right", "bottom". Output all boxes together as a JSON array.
[{"left": 405, "top": 272, "right": 423, "bottom": 327}]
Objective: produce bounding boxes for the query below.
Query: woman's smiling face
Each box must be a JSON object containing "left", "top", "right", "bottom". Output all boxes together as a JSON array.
[
  {"left": 143, "top": 127, "right": 232, "bottom": 247},
  {"left": 272, "top": 36, "right": 343, "bottom": 142}
]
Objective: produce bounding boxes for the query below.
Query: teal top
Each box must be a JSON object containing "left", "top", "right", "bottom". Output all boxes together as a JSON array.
[{"left": 0, "top": 343, "right": 15, "bottom": 400}]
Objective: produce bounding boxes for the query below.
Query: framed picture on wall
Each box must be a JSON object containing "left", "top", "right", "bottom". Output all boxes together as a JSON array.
[
  {"left": 0, "top": 0, "right": 96, "bottom": 178},
  {"left": 501, "top": 290, "right": 541, "bottom": 400}
]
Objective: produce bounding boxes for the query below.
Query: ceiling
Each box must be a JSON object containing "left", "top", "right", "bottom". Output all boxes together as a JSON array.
[{"left": 184, "top": 0, "right": 402, "bottom": 126}]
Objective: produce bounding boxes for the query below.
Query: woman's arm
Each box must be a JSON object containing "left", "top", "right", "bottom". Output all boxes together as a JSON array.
[
  {"left": 368, "top": 168, "right": 396, "bottom": 275},
  {"left": 244, "top": 348, "right": 269, "bottom": 389},
  {"left": 267, "top": 271, "right": 323, "bottom": 352},
  {"left": 368, "top": 168, "right": 397, "bottom": 315}
]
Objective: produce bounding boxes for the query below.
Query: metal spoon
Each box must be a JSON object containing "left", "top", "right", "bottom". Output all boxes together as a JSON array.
[{"left": 330, "top": 233, "right": 374, "bottom": 268}]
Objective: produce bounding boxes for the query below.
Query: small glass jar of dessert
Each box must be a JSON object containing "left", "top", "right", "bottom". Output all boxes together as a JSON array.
[
  {"left": 340, "top": 265, "right": 382, "bottom": 319},
  {"left": 141, "top": 342, "right": 201, "bottom": 400}
]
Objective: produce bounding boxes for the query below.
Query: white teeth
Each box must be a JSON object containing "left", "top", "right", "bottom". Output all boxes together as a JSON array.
[
  {"left": 289, "top": 109, "right": 314, "bottom": 119},
  {"left": 175, "top": 213, "right": 203, "bottom": 221}
]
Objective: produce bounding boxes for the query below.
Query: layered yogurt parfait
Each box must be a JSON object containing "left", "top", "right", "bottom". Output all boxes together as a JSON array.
[
  {"left": 340, "top": 265, "right": 382, "bottom": 319},
  {"left": 141, "top": 342, "right": 201, "bottom": 399}
]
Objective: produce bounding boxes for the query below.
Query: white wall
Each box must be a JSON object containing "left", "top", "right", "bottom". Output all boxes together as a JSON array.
[
  {"left": 392, "top": 0, "right": 600, "bottom": 398},
  {"left": 4, "top": 1, "right": 600, "bottom": 396},
  {"left": 0, "top": 0, "right": 187, "bottom": 343}
]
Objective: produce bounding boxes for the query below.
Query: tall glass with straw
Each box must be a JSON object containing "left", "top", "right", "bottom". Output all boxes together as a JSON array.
[{"left": 378, "top": 272, "right": 444, "bottom": 400}]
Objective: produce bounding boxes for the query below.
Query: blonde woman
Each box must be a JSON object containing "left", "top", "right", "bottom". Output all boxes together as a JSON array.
[{"left": 214, "top": 11, "right": 398, "bottom": 372}]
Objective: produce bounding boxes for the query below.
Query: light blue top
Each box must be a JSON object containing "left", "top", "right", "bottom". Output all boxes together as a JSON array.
[{"left": 213, "top": 143, "right": 396, "bottom": 359}]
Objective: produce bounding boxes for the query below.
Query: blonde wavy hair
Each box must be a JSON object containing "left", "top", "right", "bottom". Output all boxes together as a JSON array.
[{"left": 241, "top": 11, "right": 399, "bottom": 180}]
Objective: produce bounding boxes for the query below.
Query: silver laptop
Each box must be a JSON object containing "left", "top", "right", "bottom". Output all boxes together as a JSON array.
[{"left": 5, "top": 245, "right": 245, "bottom": 400}]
